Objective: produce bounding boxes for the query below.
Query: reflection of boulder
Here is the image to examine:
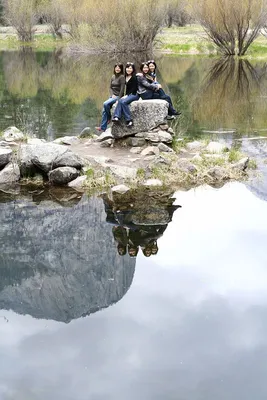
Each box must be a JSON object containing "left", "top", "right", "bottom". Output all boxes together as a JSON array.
[{"left": 0, "top": 193, "right": 135, "bottom": 323}]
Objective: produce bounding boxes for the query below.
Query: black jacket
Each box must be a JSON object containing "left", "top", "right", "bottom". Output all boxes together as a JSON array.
[
  {"left": 136, "top": 73, "right": 158, "bottom": 94},
  {"left": 126, "top": 75, "right": 138, "bottom": 95}
]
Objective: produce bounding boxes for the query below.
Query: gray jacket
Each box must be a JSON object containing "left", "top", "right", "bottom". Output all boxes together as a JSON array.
[{"left": 136, "top": 74, "right": 158, "bottom": 94}]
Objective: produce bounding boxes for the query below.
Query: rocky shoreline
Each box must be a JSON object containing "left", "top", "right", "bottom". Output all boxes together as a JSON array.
[{"left": 0, "top": 100, "right": 254, "bottom": 194}]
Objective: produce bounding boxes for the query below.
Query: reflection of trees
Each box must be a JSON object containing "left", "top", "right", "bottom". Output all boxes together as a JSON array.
[{"left": 192, "top": 58, "right": 267, "bottom": 132}]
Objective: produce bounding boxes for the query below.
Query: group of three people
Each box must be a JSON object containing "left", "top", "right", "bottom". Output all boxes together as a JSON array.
[{"left": 96, "top": 60, "right": 180, "bottom": 132}]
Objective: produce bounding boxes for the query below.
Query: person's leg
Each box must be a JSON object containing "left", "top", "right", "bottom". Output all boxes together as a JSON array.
[
  {"left": 152, "top": 91, "right": 178, "bottom": 115},
  {"left": 121, "top": 94, "right": 139, "bottom": 122},
  {"left": 100, "top": 97, "right": 118, "bottom": 130},
  {"left": 113, "top": 99, "right": 123, "bottom": 120},
  {"left": 140, "top": 91, "right": 153, "bottom": 100}
]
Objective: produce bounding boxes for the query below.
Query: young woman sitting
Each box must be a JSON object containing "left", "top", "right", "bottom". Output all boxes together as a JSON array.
[
  {"left": 96, "top": 63, "right": 125, "bottom": 132},
  {"left": 112, "top": 62, "right": 139, "bottom": 127},
  {"left": 137, "top": 62, "right": 179, "bottom": 118}
]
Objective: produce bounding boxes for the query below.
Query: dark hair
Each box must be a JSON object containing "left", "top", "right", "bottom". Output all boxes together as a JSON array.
[
  {"left": 147, "top": 60, "right": 157, "bottom": 70},
  {"left": 117, "top": 244, "right": 126, "bottom": 256},
  {"left": 114, "top": 63, "right": 124, "bottom": 75},
  {"left": 140, "top": 62, "right": 149, "bottom": 72},
  {"left": 128, "top": 245, "right": 139, "bottom": 258},
  {"left": 142, "top": 246, "right": 152, "bottom": 257},
  {"left": 125, "top": 62, "right": 136, "bottom": 76}
]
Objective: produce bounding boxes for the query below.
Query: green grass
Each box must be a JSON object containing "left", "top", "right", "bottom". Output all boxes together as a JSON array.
[{"left": 0, "top": 33, "right": 68, "bottom": 51}]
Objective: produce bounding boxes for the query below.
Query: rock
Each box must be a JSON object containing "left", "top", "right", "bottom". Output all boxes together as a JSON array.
[
  {"left": 100, "top": 139, "right": 114, "bottom": 147},
  {"left": 85, "top": 156, "right": 113, "bottom": 168},
  {"left": 53, "top": 136, "right": 79, "bottom": 145},
  {"left": 127, "top": 137, "right": 146, "bottom": 147},
  {"left": 176, "top": 158, "right": 198, "bottom": 173},
  {"left": 206, "top": 141, "right": 229, "bottom": 153},
  {"left": 130, "top": 147, "right": 142, "bottom": 154},
  {"left": 135, "top": 132, "right": 145, "bottom": 138},
  {"left": 207, "top": 166, "right": 229, "bottom": 180},
  {"left": 159, "top": 124, "right": 169, "bottom": 131},
  {"left": 158, "top": 143, "right": 174, "bottom": 153},
  {"left": 230, "top": 157, "right": 249, "bottom": 171},
  {"left": 192, "top": 154, "right": 203, "bottom": 162},
  {"left": 203, "top": 153, "right": 226, "bottom": 159},
  {"left": 48, "top": 167, "right": 79, "bottom": 185},
  {"left": 186, "top": 141, "right": 204, "bottom": 151},
  {"left": 112, "top": 100, "right": 169, "bottom": 138},
  {"left": 144, "top": 131, "right": 173, "bottom": 144},
  {"left": 68, "top": 175, "right": 87, "bottom": 189},
  {"left": 85, "top": 139, "right": 93, "bottom": 146},
  {"left": 0, "top": 162, "right": 20, "bottom": 184},
  {"left": 111, "top": 184, "right": 130, "bottom": 194},
  {"left": 19, "top": 143, "right": 84, "bottom": 176},
  {"left": 141, "top": 146, "right": 160, "bottom": 156},
  {"left": 3, "top": 127, "right": 24, "bottom": 142},
  {"left": 95, "top": 129, "right": 113, "bottom": 142},
  {"left": 0, "top": 141, "right": 12, "bottom": 148},
  {"left": 107, "top": 165, "right": 137, "bottom": 180},
  {"left": 151, "top": 155, "right": 171, "bottom": 166},
  {"left": 79, "top": 127, "right": 92, "bottom": 138},
  {"left": 27, "top": 138, "right": 46, "bottom": 145},
  {"left": 144, "top": 155, "right": 156, "bottom": 161},
  {"left": 0, "top": 148, "right": 12, "bottom": 168},
  {"left": 168, "top": 127, "right": 175, "bottom": 134},
  {"left": 179, "top": 148, "right": 188, "bottom": 154},
  {"left": 143, "top": 179, "right": 163, "bottom": 187}
]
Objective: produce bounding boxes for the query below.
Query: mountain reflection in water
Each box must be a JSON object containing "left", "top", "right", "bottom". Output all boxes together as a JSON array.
[{"left": 0, "top": 188, "right": 179, "bottom": 323}]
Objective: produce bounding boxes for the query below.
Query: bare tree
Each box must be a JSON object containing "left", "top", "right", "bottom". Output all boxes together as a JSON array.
[
  {"left": 192, "top": 0, "right": 267, "bottom": 56},
  {"left": 40, "top": 0, "right": 67, "bottom": 38}
]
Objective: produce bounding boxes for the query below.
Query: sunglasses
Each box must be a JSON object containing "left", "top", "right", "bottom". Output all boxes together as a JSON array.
[
  {"left": 147, "top": 60, "right": 155, "bottom": 64},
  {"left": 126, "top": 62, "right": 134, "bottom": 65}
]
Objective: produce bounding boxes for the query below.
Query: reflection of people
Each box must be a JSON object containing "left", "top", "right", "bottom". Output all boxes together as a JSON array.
[
  {"left": 117, "top": 244, "right": 127, "bottom": 256},
  {"left": 128, "top": 245, "right": 139, "bottom": 258},
  {"left": 96, "top": 64, "right": 125, "bottom": 132}
]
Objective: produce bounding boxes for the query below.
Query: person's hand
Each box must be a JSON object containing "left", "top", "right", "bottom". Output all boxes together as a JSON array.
[
  {"left": 157, "top": 84, "right": 162, "bottom": 89},
  {"left": 112, "top": 95, "right": 117, "bottom": 99}
]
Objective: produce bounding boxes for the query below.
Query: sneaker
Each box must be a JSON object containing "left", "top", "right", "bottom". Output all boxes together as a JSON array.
[
  {"left": 126, "top": 120, "right": 133, "bottom": 127},
  {"left": 166, "top": 115, "right": 176, "bottom": 120},
  {"left": 172, "top": 111, "right": 181, "bottom": 116},
  {"left": 112, "top": 117, "right": 120, "bottom": 123}
]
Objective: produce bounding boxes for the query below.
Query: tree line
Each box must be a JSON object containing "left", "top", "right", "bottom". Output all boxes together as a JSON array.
[{"left": 1, "top": 0, "right": 267, "bottom": 55}]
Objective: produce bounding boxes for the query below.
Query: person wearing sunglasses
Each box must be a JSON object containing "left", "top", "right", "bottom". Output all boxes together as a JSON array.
[
  {"left": 112, "top": 62, "right": 139, "bottom": 128},
  {"left": 96, "top": 63, "right": 125, "bottom": 132}
]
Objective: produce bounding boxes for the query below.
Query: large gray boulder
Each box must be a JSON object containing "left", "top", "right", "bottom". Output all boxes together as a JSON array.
[
  {"left": 3, "top": 126, "right": 24, "bottom": 142},
  {"left": 0, "top": 162, "right": 20, "bottom": 184},
  {"left": 111, "top": 100, "right": 169, "bottom": 138},
  {"left": 48, "top": 166, "right": 79, "bottom": 185},
  {"left": 18, "top": 143, "right": 84, "bottom": 176},
  {"left": 0, "top": 148, "right": 12, "bottom": 168}
]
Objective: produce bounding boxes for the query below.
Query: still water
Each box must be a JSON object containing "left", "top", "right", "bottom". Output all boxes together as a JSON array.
[
  {"left": 1, "top": 183, "right": 267, "bottom": 399},
  {"left": 1, "top": 50, "right": 267, "bottom": 399}
]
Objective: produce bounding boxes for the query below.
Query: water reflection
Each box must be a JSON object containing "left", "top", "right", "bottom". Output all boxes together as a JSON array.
[
  {"left": 102, "top": 190, "right": 180, "bottom": 257},
  {"left": 0, "top": 190, "right": 136, "bottom": 322},
  {"left": 192, "top": 58, "right": 267, "bottom": 132}
]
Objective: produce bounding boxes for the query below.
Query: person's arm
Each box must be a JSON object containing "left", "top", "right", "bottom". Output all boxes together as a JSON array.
[
  {"left": 110, "top": 75, "right": 115, "bottom": 97},
  {"left": 137, "top": 74, "right": 159, "bottom": 91},
  {"left": 118, "top": 75, "right": 125, "bottom": 98}
]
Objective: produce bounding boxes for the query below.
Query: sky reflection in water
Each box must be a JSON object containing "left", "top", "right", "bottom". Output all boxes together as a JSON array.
[{"left": 1, "top": 182, "right": 267, "bottom": 399}]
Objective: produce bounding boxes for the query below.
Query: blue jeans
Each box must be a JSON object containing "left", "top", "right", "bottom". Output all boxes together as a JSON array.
[
  {"left": 140, "top": 90, "right": 176, "bottom": 115},
  {"left": 114, "top": 94, "right": 139, "bottom": 121},
  {"left": 101, "top": 96, "right": 118, "bottom": 130}
]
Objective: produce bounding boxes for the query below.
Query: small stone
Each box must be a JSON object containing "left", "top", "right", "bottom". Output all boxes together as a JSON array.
[
  {"left": 159, "top": 124, "right": 169, "bottom": 131},
  {"left": 167, "top": 127, "right": 175, "bottom": 134},
  {"left": 230, "top": 157, "right": 249, "bottom": 171},
  {"left": 3, "top": 127, "right": 24, "bottom": 142},
  {"left": 207, "top": 166, "right": 229, "bottom": 180},
  {"left": 186, "top": 141, "right": 204, "bottom": 151},
  {"left": 206, "top": 141, "right": 229, "bottom": 153},
  {"left": 144, "top": 131, "right": 172, "bottom": 144},
  {"left": 79, "top": 127, "right": 92, "bottom": 138},
  {"left": 151, "top": 155, "right": 171, "bottom": 166},
  {"left": 143, "top": 179, "right": 163, "bottom": 187},
  {"left": 85, "top": 139, "right": 93, "bottom": 146},
  {"left": 179, "top": 148, "right": 188, "bottom": 154},
  {"left": 158, "top": 143, "right": 174, "bottom": 153},
  {"left": 48, "top": 166, "right": 79, "bottom": 185},
  {"left": 68, "top": 175, "right": 87, "bottom": 189},
  {"left": 176, "top": 158, "right": 198, "bottom": 173},
  {"left": 0, "top": 162, "right": 20, "bottom": 184},
  {"left": 144, "top": 155, "right": 155, "bottom": 161},
  {"left": 141, "top": 146, "right": 160, "bottom": 156},
  {"left": 130, "top": 147, "right": 142, "bottom": 154},
  {"left": 192, "top": 154, "right": 203, "bottom": 162},
  {"left": 111, "top": 184, "right": 130, "bottom": 194},
  {"left": 100, "top": 139, "right": 114, "bottom": 147},
  {"left": 53, "top": 136, "right": 79, "bottom": 145},
  {"left": 127, "top": 137, "right": 146, "bottom": 147},
  {"left": 95, "top": 129, "right": 113, "bottom": 142},
  {"left": 0, "top": 148, "right": 12, "bottom": 168},
  {"left": 135, "top": 132, "right": 145, "bottom": 138},
  {"left": 203, "top": 153, "right": 226, "bottom": 159}
]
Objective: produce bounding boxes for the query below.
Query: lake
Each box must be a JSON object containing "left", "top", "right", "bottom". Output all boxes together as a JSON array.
[{"left": 1, "top": 50, "right": 267, "bottom": 399}]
